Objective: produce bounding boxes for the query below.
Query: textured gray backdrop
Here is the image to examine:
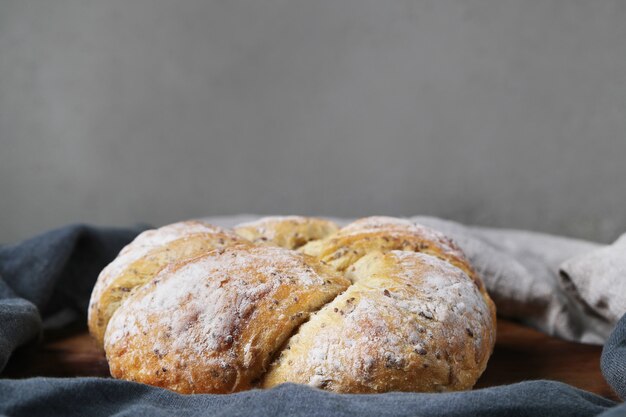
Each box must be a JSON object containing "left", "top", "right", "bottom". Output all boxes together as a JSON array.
[{"left": 1, "top": 0, "right": 625, "bottom": 244}]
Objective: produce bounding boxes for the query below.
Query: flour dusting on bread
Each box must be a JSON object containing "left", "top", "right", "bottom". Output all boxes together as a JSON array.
[
  {"left": 104, "top": 245, "right": 349, "bottom": 393},
  {"left": 262, "top": 250, "right": 494, "bottom": 392},
  {"left": 98, "top": 216, "right": 496, "bottom": 394}
]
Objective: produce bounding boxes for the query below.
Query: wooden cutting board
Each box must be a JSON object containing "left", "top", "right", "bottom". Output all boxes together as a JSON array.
[{"left": 1, "top": 318, "right": 620, "bottom": 401}]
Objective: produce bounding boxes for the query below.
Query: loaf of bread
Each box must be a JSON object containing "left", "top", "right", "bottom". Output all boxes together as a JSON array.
[{"left": 92, "top": 216, "right": 496, "bottom": 394}]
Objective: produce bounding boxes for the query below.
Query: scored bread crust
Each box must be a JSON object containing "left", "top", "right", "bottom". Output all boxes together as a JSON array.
[
  {"left": 99, "top": 216, "right": 496, "bottom": 394},
  {"left": 233, "top": 216, "right": 339, "bottom": 249},
  {"left": 88, "top": 221, "right": 248, "bottom": 347},
  {"left": 104, "top": 245, "right": 350, "bottom": 394},
  {"left": 299, "top": 216, "right": 484, "bottom": 290},
  {"left": 262, "top": 250, "right": 495, "bottom": 392}
]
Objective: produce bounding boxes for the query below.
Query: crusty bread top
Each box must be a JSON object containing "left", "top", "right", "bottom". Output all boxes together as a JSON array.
[
  {"left": 104, "top": 245, "right": 349, "bottom": 394},
  {"left": 234, "top": 216, "right": 339, "bottom": 249},
  {"left": 97, "top": 216, "right": 496, "bottom": 395},
  {"left": 88, "top": 221, "right": 247, "bottom": 347},
  {"left": 300, "top": 216, "right": 483, "bottom": 290},
  {"left": 262, "top": 250, "right": 495, "bottom": 392}
]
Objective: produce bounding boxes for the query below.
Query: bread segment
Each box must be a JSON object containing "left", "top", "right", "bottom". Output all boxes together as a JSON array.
[
  {"left": 104, "top": 245, "right": 350, "bottom": 394},
  {"left": 262, "top": 251, "right": 495, "bottom": 392},
  {"left": 300, "top": 216, "right": 483, "bottom": 290},
  {"left": 88, "top": 221, "right": 247, "bottom": 347},
  {"left": 234, "top": 216, "right": 339, "bottom": 249}
]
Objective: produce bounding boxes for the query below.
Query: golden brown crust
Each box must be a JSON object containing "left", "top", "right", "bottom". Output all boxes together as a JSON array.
[
  {"left": 104, "top": 245, "right": 350, "bottom": 393},
  {"left": 88, "top": 221, "right": 247, "bottom": 348},
  {"left": 97, "top": 216, "right": 496, "bottom": 394},
  {"left": 300, "top": 216, "right": 483, "bottom": 290},
  {"left": 262, "top": 251, "right": 496, "bottom": 392},
  {"left": 234, "top": 216, "right": 339, "bottom": 249}
]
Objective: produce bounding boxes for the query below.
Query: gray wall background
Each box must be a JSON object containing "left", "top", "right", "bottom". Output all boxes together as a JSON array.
[{"left": 1, "top": 0, "right": 625, "bottom": 244}]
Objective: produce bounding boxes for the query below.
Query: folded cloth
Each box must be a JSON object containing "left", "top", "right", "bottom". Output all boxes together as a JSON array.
[
  {"left": 0, "top": 378, "right": 618, "bottom": 417},
  {"left": 0, "top": 218, "right": 625, "bottom": 416},
  {"left": 0, "top": 224, "right": 146, "bottom": 370},
  {"left": 560, "top": 233, "right": 626, "bottom": 327}
]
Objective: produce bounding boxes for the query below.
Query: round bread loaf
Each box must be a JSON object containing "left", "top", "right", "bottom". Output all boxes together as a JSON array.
[{"left": 96, "top": 216, "right": 496, "bottom": 394}]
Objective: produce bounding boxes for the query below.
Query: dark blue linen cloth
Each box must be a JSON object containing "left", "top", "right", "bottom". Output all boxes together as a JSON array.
[{"left": 0, "top": 224, "right": 623, "bottom": 416}]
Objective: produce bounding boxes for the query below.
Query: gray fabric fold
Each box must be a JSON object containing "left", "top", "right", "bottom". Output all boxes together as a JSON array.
[
  {"left": 560, "top": 233, "right": 626, "bottom": 327},
  {"left": 0, "top": 378, "right": 618, "bottom": 417}
]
